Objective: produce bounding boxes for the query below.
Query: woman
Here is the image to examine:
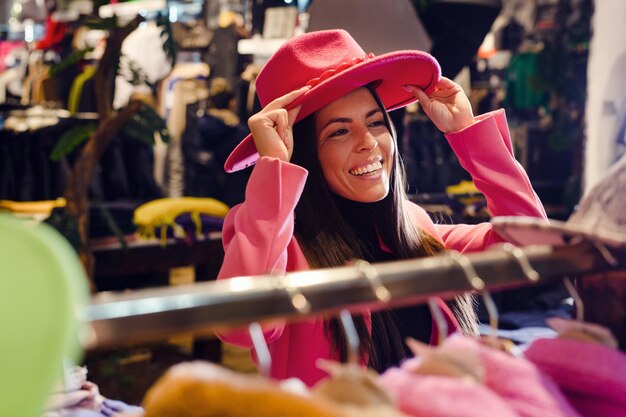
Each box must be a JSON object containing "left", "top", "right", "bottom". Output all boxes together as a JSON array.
[{"left": 217, "top": 29, "right": 546, "bottom": 385}]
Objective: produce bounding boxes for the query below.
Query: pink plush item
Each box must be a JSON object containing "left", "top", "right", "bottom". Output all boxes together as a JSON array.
[
  {"left": 398, "top": 336, "right": 581, "bottom": 417},
  {"left": 224, "top": 29, "right": 440, "bottom": 172},
  {"left": 379, "top": 367, "right": 519, "bottom": 417},
  {"left": 524, "top": 338, "right": 626, "bottom": 417},
  {"left": 464, "top": 337, "right": 582, "bottom": 417}
]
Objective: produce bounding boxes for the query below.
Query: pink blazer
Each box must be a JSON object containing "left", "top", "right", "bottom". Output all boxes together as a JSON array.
[{"left": 216, "top": 109, "right": 547, "bottom": 386}]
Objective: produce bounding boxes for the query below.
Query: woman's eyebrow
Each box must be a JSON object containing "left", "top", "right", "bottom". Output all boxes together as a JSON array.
[
  {"left": 366, "top": 108, "right": 382, "bottom": 118},
  {"left": 320, "top": 108, "right": 381, "bottom": 130},
  {"left": 320, "top": 117, "right": 351, "bottom": 130}
]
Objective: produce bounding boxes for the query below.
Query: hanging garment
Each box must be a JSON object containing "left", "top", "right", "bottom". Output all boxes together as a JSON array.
[
  {"left": 163, "top": 77, "right": 209, "bottom": 197},
  {"left": 469, "top": 337, "right": 581, "bottom": 417},
  {"left": 140, "top": 361, "right": 346, "bottom": 417},
  {"left": 113, "top": 22, "right": 172, "bottom": 110},
  {"left": 36, "top": 15, "right": 69, "bottom": 51},
  {"left": 0, "top": 47, "right": 29, "bottom": 103},
  {"left": 159, "top": 62, "right": 210, "bottom": 120},
  {"left": 0, "top": 67, "right": 22, "bottom": 104},
  {"left": 67, "top": 65, "right": 97, "bottom": 114},
  {"left": 236, "top": 63, "right": 262, "bottom": 122},
  {"left": 182, "top": 105, "right": 250, "bottom": 207},
  {"left": 171, "top": 21, "right": 214, "bottom": 50},
  {"left": 380, "top": 365, "right": 520, "bottom": 417},
  {"left": 95, "top": 131, "right": 164, "bottom": 202},
  {"left": 311, "top": 360, "right": 413, "bottom": 417},
  {"left": 525, "top": 336, "right": 626, "bottom": 417},
  {"left": 404, "top": 118, "right": 469, "bottom": 194},
  {"left": 504, "top": 52, "right": 549, "bottom": 112},
  {"left": 0, "top": 41, "right": 25, "bottom": 73},
  {"left": 158, "top": 62, "right": 211, "bottom": 195},
  {"left": 0, "top": 113, "right": 80, "bottom": 201},
  {"left": 1, "top": 113, "right": 160, "bottom": 202},
  {"left": 380, "top": 335, "right": 582, "bottom": 417},
  {"left": 205, "top": 26, "right": 244, "bottom": 87}
]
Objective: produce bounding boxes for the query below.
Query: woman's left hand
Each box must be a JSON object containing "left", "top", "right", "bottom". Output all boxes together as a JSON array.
[{"left": 404, "top": 77, "right": 475, "bottom": 134}]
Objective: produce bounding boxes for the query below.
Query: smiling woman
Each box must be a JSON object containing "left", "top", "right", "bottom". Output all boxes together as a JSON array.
[
  {"left": 215, "top": 29, "right": 547, "bottom": 386},
  {"left": 315, "top": 87, "right": 394, "bottom": 203}
]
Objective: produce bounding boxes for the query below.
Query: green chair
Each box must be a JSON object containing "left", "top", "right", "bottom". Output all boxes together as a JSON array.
[{"left": 0, "top": 214, "right": 89, "bottom": 417}]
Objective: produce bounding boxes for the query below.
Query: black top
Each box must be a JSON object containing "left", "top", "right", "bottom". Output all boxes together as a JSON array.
[{"left": 331, "top": 194, "right": 433, "bottom": 372}]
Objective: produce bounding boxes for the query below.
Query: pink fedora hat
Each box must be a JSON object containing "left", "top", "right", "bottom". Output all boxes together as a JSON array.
[{"left": 224, "top": 29, "right": 441, "bottom": 172}]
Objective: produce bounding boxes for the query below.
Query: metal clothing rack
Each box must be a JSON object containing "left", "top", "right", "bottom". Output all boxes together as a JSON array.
[{"left": 82, "top": 241, "right": 625, "bottom": 349}]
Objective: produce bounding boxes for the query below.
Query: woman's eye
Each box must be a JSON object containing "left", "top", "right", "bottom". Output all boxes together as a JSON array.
[
  {"left": 369, "top": 120, "right": 385, "bottom": 128},
  {"left": 329, "top": 128, "right": 348, "bottom": 138}
]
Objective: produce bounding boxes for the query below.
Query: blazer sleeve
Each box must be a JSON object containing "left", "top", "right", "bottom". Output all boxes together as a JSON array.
[
  {"left": 433, "top": 109, "right": 547, "bottom": 253},
  {"left": 215, "top": 156, "right": 308, "bottom": 347}
]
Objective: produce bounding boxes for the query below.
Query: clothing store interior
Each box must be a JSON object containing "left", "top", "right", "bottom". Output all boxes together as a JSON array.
[{"left": 2, "top": 0, "right": 626, "bottom": 416}]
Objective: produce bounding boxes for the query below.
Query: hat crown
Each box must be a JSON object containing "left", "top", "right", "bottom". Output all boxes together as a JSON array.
[{"left": 255, "top": 30, "right": 367, "bottom": 107}]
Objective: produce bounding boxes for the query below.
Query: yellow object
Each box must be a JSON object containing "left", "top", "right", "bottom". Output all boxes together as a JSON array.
[
  {"left": 446, "top": 180, "right": 482, "bottom": 206},
  {"left": 0, "top": 198, "right": 66, "bottom": 215},
  {"left": 445, "top": 180, "right": 479, "bottom": 196},
  {"left": 68, "top": 65, "right": 97, "bottom": 114},
  {"left": 134, "top": 197, "right": 230, "bottom": 244},
  {"left": 218, "top": 11, "right": 244, "bottom": 28}
]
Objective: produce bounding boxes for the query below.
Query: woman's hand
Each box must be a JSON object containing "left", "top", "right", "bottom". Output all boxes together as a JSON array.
[
  {"left": 248, "top": 86, "right": 309, "bottom": 163},
  {"left": 404, "top": 77, "right": 475, "bottom": 134}
]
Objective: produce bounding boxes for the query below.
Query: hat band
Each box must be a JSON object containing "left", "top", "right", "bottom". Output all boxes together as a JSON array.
[{"left": 305, "top": 53, "right": 376, "bottom": 89}]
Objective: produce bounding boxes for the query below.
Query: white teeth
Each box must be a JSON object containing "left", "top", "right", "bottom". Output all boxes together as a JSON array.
[{"left": 350, "top": 161, "right": 383, "bottom": 176}]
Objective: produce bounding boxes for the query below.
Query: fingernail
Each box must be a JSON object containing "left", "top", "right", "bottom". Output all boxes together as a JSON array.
[{"left": 402, "top": 85, "right": 414, "bottom": 93}]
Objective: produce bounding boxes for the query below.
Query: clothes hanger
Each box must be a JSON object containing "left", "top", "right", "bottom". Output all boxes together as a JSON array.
[
  {"left": 313, "top": 264, "right": 413, "bottom": 416},
  {"left": 275, "top": 273, "right": 312, "bottom": 314},
  {"left": 427, "top": 297, "right": 448, "bottom": 346},
  {"left": 339, "top": 309, "right": 360, "bottom": 366},
  {"left": 498, "top": 243, "right": 542, "bottom": 356},
  {"left": 354, "top": 259, "right": 392, "bottom": 303},
  {"left": 248, "top": 322, "right": 272, "bottom": 378},
  {"left": 582, "top": 237, "right": 619, "bottom": 267},
  {"left": 562, "top": 277, "right": 583, "bottom": 321},
  {"left": 549, "top": 275, "right": 619, "bottom": 345},
  {"left": 272, "top": 273, "right": 411, "bottom": 416},
  {"left": 447, "top": 250, "right": 499, "bottom": 342},
  {"left": 500, "top": 241, "right": 617, "bottom": 348},
  {"left": 247, "top": 269, "right": 318, "bottom": 379},
  {"left": 404, "top": 336, "right": 485, "bottom": 382},
  {"left": 500, "top": 242, "right": 540, "bottom": 283}
]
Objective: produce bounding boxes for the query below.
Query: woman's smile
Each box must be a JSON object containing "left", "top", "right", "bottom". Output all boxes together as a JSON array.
[{"left": 349, "top": 157, "right": 384, "bottom": 176}]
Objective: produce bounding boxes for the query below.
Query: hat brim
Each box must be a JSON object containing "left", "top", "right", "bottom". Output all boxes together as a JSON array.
[
  {"left": 225, "top": 50, "right": 440, "bottom": 172},
  {"left": 491, "top": 216, "right": 626, "bottom": 248}
]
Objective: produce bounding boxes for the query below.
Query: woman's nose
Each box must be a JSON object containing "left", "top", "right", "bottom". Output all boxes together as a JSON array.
[{"left": 357, "top": 131, "right": 378, "bottom": 152}]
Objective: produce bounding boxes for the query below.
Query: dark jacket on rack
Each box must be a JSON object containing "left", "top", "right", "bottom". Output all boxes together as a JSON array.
[{"left": 182, "top": 106, "right": 250, "bottom": 207}]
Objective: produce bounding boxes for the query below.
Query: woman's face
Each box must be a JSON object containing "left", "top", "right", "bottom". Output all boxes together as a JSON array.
[{"left": 315, "top": 87, "right": 394, "bottom": 203}]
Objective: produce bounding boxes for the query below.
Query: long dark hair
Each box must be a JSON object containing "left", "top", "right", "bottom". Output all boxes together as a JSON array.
[{"left": 291, "top": 85, "right": 476, "bottom": 367}]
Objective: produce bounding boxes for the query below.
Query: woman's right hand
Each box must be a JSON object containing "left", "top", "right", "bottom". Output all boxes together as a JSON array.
[{"left": 248, "top": 86, "right": 309, "bottom": 163}]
